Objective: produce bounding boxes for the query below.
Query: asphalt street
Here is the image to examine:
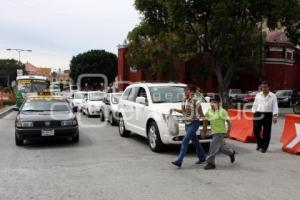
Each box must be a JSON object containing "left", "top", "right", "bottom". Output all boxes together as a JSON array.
[{"left": 0, "top": 111, "right": 299, "bottom": 200}]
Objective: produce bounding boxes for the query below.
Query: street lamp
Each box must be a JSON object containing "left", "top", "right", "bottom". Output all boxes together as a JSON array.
[{"left": 6, "top": 48, "right": 32, "bottom": 67}]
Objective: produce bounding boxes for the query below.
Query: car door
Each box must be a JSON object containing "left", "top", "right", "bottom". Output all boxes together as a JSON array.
[
  {"left": 82, "top": 93, "right": 88, "bottom": 113},
  {"left": 123, "top": 87, "right": 139, "bottom": 132},
  {"left": 103, "top": 94, "right": 111, "bottom": 119},
  {"left": 133, "top": 87, "right": 149, "bottom": 136}
]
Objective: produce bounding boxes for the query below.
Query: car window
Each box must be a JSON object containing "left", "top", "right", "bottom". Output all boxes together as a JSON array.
[
  {"left": 136, "top": 87, "right": 148, "bottom": 101},
  {"left": 22, "top": 100, "right": 71, "bottom": 112},
  {"left": 112, "top": 93, "right": 122, "bottom": 104},
  {"left": 74, "top": 93, "right": 85, "bottom": 99},
  {"left": 276, "top": 90, "right": 290, "bottom": 96},
  {"left": 71, "top": 85, "right": 77, "bottom": 90},
  {"left": 122, "top": 88, "right": 131, "bottom": 100},
  {"left": 149, "top": 86, "right": 185, "bottom": 103},
  {"left": 89, "top": 92, "right": 105, "bottom": 101},
  {"left": 230, "top": 89, "right": 241, "bottom": 94},
  {"left": 128, "top": 87, "right": 139, "bottom": 102}
]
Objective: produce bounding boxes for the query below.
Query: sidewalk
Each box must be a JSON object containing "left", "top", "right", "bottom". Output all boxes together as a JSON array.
[{"left": 0, "top": 105, "right": 14, "bottom": 118}]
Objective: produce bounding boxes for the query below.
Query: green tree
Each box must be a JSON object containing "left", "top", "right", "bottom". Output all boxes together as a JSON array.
[
  {"left": 69, "top": 50, "right": 117, "bottom": 87},
  {"left": 0, "top": 59, "right": 25, "bottom": 87},
  {"left": 127, "top": 0, "right": 300, "bottom": 104}
]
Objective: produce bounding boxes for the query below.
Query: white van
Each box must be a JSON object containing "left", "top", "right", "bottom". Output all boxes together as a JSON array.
[{"left": 118, "top": 82, "right": 212, "bottom": 152}]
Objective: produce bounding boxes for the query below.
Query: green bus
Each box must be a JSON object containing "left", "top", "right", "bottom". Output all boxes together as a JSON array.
[{"left": 16, "top": 75, "right": 49, "bottom": 107}]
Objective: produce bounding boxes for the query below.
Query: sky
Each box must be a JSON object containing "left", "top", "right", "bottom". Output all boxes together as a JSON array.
[{"left": 0, "top": 0, "right": 140, "bottom": 70}]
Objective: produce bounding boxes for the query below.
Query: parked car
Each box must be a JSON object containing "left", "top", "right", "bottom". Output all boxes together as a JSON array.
[
  {"left": 71, "top": 91, "right": 87, "bottom": 112},
  {"left": 275, "top": 90, "right": 299, "bottom": 107},
  {"left": 82, "top": 91, "right": 106, "bottom": 117},
  {"left": 99, "top": 92, "right": 123, "bottom": 125},
  {"left": 243, "top": 91, "right": 259, "bottom": 103},
  {"left": 293, "top": 97, "right": 300, "bottom": 114},
  {"left": 49, "top": 83, "right": 61, "bottom": 93},
  {"left": 235, "top": 93, "right": 247, "bottom": 103},
  {"left": 118, "top": 82, "right": 212, "bottom": 152},
  {"left": 228, "top": 89, "right": 243, "bottom": 102}
]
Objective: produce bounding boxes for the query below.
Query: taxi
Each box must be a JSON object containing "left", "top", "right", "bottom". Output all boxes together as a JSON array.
[{"left": 14, "top": 92, "right": 79, "bottom": 146}]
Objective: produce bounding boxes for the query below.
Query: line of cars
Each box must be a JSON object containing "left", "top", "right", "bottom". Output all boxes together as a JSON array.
[
  {"left": 70, "top": 91, "right": 123, "bottom": 124},
  {"left": 69, "top": 83, "right": 212, "bottom": 152},
  {"left": 229, "top": 88, "right": 300, "bottom": 107}
]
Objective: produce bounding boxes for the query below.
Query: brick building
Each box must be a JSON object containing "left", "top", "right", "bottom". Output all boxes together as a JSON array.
[
  {"left": 117, "top": 29, "right": 300, "bottom": 92},
  {"left": 25, "top": 62, "right": 52, "bottom": 81}
]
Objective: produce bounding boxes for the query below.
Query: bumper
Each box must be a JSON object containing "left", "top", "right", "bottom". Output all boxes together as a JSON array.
[
  {"left": 16, "top": 126, "right": 79, "bottom": 140},
  {"left": 159, "top": 122, "right": 212, "bottom": 145},
  {"left": 88, "top": 106, "right": 101, "bottom": 115}
]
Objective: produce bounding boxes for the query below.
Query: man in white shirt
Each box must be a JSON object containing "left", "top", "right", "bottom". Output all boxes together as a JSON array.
[{"left": 252, "top": 81, "right": 279, "bottom": 153}]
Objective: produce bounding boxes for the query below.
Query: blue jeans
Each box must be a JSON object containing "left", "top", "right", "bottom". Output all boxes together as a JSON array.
[{"left": 177, "top": 120, "right": 206, "bottom": 163}]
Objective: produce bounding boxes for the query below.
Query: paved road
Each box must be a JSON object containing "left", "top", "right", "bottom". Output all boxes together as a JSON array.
[{"left": 0, "top": 112, "right": 299, "bottom": 200}]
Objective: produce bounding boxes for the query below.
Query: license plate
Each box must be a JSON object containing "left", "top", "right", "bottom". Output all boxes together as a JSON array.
[{"left": 41, "top": 129, "right": 55, "bottom": 136}]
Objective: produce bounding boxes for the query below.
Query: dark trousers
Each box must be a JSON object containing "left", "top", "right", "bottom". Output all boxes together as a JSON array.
[{"left": 253, "top": 112, "right": 273, "bottom": 150}]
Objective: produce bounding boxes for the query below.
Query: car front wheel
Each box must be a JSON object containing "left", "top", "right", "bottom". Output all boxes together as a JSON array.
[
  {"left": 87, "top": 109, "right": 91, "bottom": 118},
  {"left": 99, "top": 110, "right": 105, "bottom": 122},
  {"left": 72, "top": 133, "right": 79, "bottom": 143},
  {"left": 109, "top": 112, "right": 117, "bottom": 126},
  {"left": 15, "top": 133, "right": 24, "bottom": 146},
  {"left": 147, "top": 121, "right": 165, "bottom": 152}
]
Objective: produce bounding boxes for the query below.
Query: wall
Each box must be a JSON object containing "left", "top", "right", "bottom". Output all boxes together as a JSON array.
[{"left": 117, "top": 44, "right": 300, "bottom": 92}]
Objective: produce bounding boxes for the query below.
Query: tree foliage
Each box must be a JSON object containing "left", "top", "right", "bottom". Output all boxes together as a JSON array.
[
  {"left": 127, "top": 0, "right": 300, "bottom": 103},
  {"left": 0, "top": 59, "right": 25, "bottom": 87},
  {"left": 69, "top": 50, "right": 117, "bottom": 86}
]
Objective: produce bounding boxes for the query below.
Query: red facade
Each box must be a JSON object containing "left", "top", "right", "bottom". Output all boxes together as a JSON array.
[{"left": 117, "top": 29, "right": 300, "bottom": 92}]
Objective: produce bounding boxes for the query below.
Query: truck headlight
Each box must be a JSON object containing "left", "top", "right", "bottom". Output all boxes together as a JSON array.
[
  {"left": 61, "top": 120, "right": 77, "bottom": 126},
  {"left": 16, "top": 121, "right": 33, "bottom": 128}
]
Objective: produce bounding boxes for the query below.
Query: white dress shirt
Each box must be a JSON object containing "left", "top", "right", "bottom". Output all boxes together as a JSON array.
[{"left": 252, "top": 92, "right": 279, "bottom": 115}]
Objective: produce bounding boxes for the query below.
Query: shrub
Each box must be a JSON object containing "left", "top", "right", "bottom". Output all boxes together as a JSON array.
[{"left": 3, "top": 99, "right": 15, "bottom": 106}]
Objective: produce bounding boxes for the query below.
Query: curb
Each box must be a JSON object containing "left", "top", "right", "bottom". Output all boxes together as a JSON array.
[{"left": 0, "top": 106, "right": 14, "bottom": 119}]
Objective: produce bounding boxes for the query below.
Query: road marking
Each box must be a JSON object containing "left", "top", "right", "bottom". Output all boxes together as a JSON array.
[{"left": 286, "top": 123, "right": 300, "bottom": 148}]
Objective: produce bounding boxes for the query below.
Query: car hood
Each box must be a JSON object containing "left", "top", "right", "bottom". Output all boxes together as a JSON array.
[
  {"left": 87, "top": 101, "right": 103, "bottom": 106},
  {"left": 149, "top": 102, "right": 211, "bottom": 115},
  {"left": 276, "top": 95, "right": 289, "bottom": 98},
  {"left": 110, "top": 104, "right": 119, "bottom": 112},
  {"left": 73, "top": 99, "right": 83, "bottom": 104},
  {"left": 18, "top": 111, "right": 75, "bottom": 121}
]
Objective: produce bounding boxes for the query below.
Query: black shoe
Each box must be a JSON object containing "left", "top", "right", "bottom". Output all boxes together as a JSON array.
[
  {"left": 171, "top": 161, "right": 182, "bottom": 168},
  {"left": 230, "top": 151, "right": 236, "bottom": 163},
  {"left": 195, "top": 159, "right": 206, "bottom": 165},
  {"left": 204, "top": 163, "right": 216, "bottom": 170},
  {"left": 256, "top": 146, "right": 261, "bottom": 151},
  {"left": 261, "top": 149, "right": 267, "bottom": 153}
]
